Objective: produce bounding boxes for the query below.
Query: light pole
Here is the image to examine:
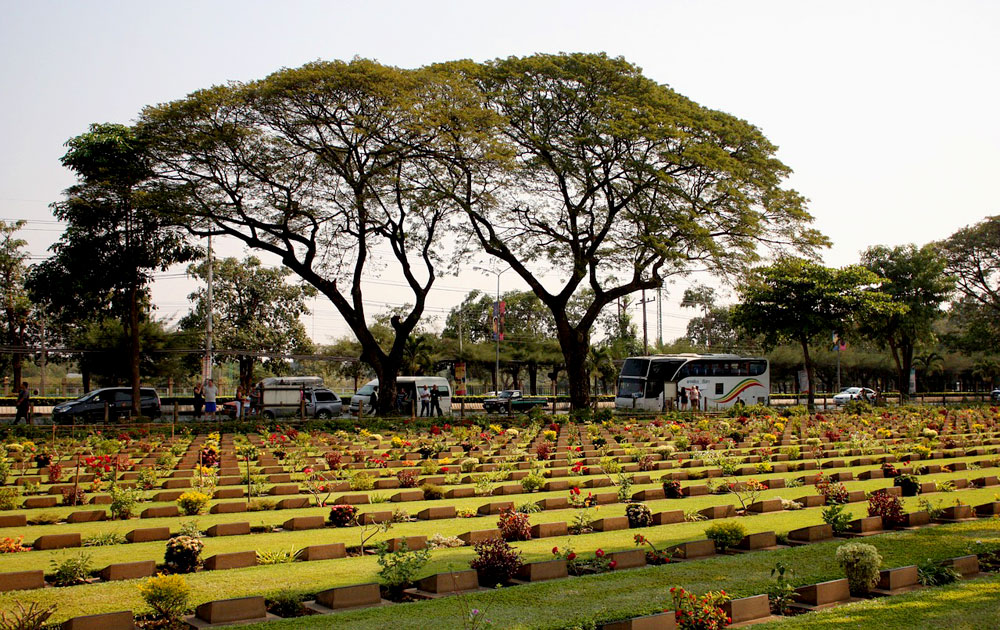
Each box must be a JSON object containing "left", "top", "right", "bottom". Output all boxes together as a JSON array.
[{"left": 476, "top": 264, "right": 512, "bottom": 393}]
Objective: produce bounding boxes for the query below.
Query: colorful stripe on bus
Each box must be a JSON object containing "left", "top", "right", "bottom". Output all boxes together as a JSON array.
[{"left": 715, "top": 378, "right": 764, "bottom": 404}]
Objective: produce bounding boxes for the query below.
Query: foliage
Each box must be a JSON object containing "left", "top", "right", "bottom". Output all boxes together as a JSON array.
[
  {"left": 83, "top": 531, "right": 127, "bottom": 546},
  {"left": 266, "top": 589, "right": 305, "bottom": 618},
  {"left": 396, "top": 469, "right": 419, "bottom": 488},
  {"left": 662, "top": 479, "right": 683, "bottom": 499},
  {"left": 669, "top": 587, "right": 730, "bottom": 630},
  {"left": 175, "top": 491, "right": 210, "bottom": 516},
  {"left": 766, "top": 562, "right": 797, "bottom": 614},
  {"left": 471, "top": 537, "right": 524, "bottom": 586},
  {"left": 704, "top": 521, "right": 747, "bottom": 552},
  {"left": 327, "top": 504, "right": 359, "bottom": 527},
  {"left": 49, "top": 552, "right": 93, "bottom": 586},
  {"left": 497, "top": 508, "right": 531, "bottom": 542},
  {"left": 815, "top": 476, "right": 849, "bottom": 504},
  {"left": 138, "top": 573, "right": 191, "bottom": 622},
  {"left": 916, "top": 558, "right": 961, "bottom": 586},
  {"left": 0, "top": 487, "right": 20, "bottom": 511},
  {"left": 553, "top": 546, "right": 614, "bottom": 576},
  {"left": 0, "top": 536, "right": 28, "bottom": 554},
  {"left": 836, "top": 542, "right": 882, "bottom": 595},
  {"left": 109, "top": 485, "right": 144, "bottom": 519},
  {"left": 257, "top": 548, "right": 296, "bottom": 565},
  {"left": 349, "top": 471, "right": 376, "bottom": 491},
  {"left": 625, "top": 503, "right": 652, "bottom": 529},
  {"left": 164, "top": 535, "right": 203, "bottom": 574},
  {"left": 894, "top": 474, "right": 922, "bottom": 496},
  {"left": 421, "top": 483, "right": 445, "bottom": 500},
  {"left": 822, "top": 504, "right": 852, "bottom": 534},
  {"left": 376, "top": 541, "right": 431, "bottom": 595},
  {"left": 633, "top": 533, "right": 675, "bottom": 565},
  {"left": 61, "top": 485, "right": 87, "bottom": 507},
  {"left": 867, "top": 489, "right": 906, "bottom": 528},
  {"left": 520, "top": 471, "right": 546, "bottom": 493},
  {"left": 0, "top": 601, "right": 55, "bottom": 630}
]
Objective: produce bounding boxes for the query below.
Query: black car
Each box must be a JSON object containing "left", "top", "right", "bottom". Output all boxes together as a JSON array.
[
  {"left": 992, "top": 389, "right": 1000, "bottom": 403},
  {"left": 51, "top": 387, "right": 162, "bottom": 423}
]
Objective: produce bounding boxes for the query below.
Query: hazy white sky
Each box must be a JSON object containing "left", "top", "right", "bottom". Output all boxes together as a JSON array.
[{"left": 2, "top": 0, "right": 997, "bottom": 344}]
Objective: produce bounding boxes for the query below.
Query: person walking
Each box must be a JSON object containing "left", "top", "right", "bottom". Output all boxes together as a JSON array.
[
  {"left": 203, "top": 378, "right": 219, "bottom": 420},
  {"left": 419, "top": 385, "right": 431, "bottom": 417},
  {"left": 429, "top": 384, "right": 443, "bottom": 417},
  {"left": 192, "top": 382, "right": 205, "bottom": 420},
  {"left": 14, "top": 382, "right": 30, "bottom": 425}
]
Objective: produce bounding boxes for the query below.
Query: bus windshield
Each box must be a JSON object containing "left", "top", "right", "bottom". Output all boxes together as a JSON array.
[
  {"left": 616, "top": 378, "right": 644, "bottom": 398},
  {"left": 620, "top": 358, "right": 650, "bottom": 377}
]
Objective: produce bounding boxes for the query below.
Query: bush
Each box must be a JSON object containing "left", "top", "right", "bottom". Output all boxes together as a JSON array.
[
  {"left": 0, "top": 536, "right": 28, "bottom": 553},
  {"left": 376, "top": 541, "right": 431, "bottom": 597},
  {"left": 894, "top": 474, "right": 921, "bottom": 497},
  {"left": 110, "top": 485, "right": 144, "bottom": 520},
  {"left": 0, "top": 487, "right": 20, "bottom": 511},
  {"left": 83, "top": 531, "right": 126, "bottom": 547},
  {"left": 257, "top": 548, "right": 296, "bottom": 565},
  {"left": 662, "top": 479, "right": 683, "bottom": 499},
  {"left": 0, "top": 602, "right": 55, "bottom": 630},
  {"left": 420, "top": 483, "right": 444, "bottom": 500},
  {"left": 815, "top": 476, "right": 849, "bottom": 504},
  {"left": 164, "top": 535, "right": 204, "bottom": 574},
  {"left": 176, "top": 491, "right": 210, "bottom": 516},
  {"left": 49, "top": 552, "right": 93, "bottom": 586},
  {"left": 867, "top": 489, "right": 905, "bottom": 528},
  {"left": 61, "top": 486, "right": 86, "bottom": 507},
  {"left": 497, "top": 508, "right": 531, "bottom": 542},
  {"left": 266, "top": 589, "right": 305, "bottom": 618},
  {"left": 348, "top": 471, "right": 375, "bottom": 491},
  {"left": 917, "top": 558, "right": 961, "bottom": 586},
  {"left": 395, "top": 469, "right": 419, "bottom": 488},
  {"left": 822, "top": 504, "right": 852, "bottom": 534},
  {"left": 625, "top": 503, "right": 652, "bottom": 528},
  {"left": 520, "top": 472, "right": 546, "bottom": 493},
  {"left": 669, "top": 587, "right": 729, "bottom": 630},
  {"left": 138, "top": 573, "right": 191, "bottom": 622},
  {"left": 704, "top": 520, "right": 747, "bottom": 552},
  {"left": 470, "top": 537, "right": 524, "bottom": 586},
  {"left": 836, "top": 542, "right": 882, "bottom": 595},
  {"left": 327, "top": 504, "right": 358, "bottom": 527}
]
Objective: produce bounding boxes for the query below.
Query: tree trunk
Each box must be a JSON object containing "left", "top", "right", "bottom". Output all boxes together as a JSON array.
[
  {"left": 557, "top": 325, "right": 591, "bottom": 410},
  {"left": 527, "top": 363, "right": 538, "bottom": 395},
  {"left": 238, "top": 356, "right": 254, "bottom": 391},
  {"left": 899, "top": 336, "right": 914, "bottom": 403},
  {"left": 800, "top": 335, "right": 815, "bottom": 411}
]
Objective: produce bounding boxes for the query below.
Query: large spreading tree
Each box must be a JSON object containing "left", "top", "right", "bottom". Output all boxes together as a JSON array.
[
  {"left": 938, "top": 215, "right": 1000, "bottom": 349},
  {"left": 732, "top": 257, "right": 897, "bottom": 410},
  {"left": 436, "top": 53, "right": 826, "bottom": 408},
  {"left": 859, "top": 244, "right": 953, "bottom": 401},
  {"left": 141, "top": 59, "right": 498, "bottom": 415}
]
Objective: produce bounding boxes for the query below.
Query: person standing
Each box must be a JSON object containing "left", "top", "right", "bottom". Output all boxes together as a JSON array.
[
  {"left": 419, "top": 385, "right": 431, "bottom": 417},
  {"left": 192, "top": 382, "right": 205, "bottom": 420},
  {"left": 429, "top": 384, "right": 443, "bottom": 417},
  {"left": 368, "top": 388, "right": 379, "bottom": 416},
  {"left": 689, "top": 386, "right": 700, "bottom": 412},
  {"left": 203, "top": 378, "right": 219, "bottom": 420},
  {"left": 678, "top": 386, "right": 688, "bottom": 411},
  {"left": 14, "top": 382, "right": 30, "bottom": 425},
  {"left": 235, "top": 384, "right": 246, "bottom": 419}
]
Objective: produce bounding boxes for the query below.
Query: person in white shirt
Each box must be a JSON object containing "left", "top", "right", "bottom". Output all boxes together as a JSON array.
[{"left": 203, "top": 379, "right": 219, "bottom": 419}]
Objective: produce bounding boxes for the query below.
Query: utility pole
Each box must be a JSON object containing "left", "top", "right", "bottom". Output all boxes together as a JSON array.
[
  {"left": 640, "top": 290, "right": 655, "bottom": 355},
  {"left": 39, "top": 318, "right": 46, "bottom": 396},
  {"left": 656, "top": 287, "right": 663, "bottom": 348}
]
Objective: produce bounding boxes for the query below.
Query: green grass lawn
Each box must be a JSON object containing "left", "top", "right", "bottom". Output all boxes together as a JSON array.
[{"left": 755, "top": 573, "right": 1000, "bottom": 630}]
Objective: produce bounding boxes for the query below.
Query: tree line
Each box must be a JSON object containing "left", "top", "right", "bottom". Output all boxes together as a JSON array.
[{"left": 2, "top": 53, "right": 998, "bottom": 414}]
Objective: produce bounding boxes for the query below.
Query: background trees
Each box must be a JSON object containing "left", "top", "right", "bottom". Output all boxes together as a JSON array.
[
  {"left": 180, "top": 256, "right": 317, "bottom": 391},
  {"left": 0, "top": 220, "right": 33, "bottom": 392},
  {"left": 733, "top": 258, "right": 897, "bottom": 410}
]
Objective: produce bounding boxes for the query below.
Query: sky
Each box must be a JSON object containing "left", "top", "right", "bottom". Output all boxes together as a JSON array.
[{"left": 1, "top": 0, "right": 998, "bottom": 346}]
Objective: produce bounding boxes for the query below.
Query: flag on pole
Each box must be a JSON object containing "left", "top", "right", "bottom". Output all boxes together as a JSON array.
[{"left": 492, "top": 301, "right": 506, "bottom": 341}]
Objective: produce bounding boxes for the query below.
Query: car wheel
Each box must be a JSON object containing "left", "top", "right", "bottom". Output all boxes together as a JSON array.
[
  {"left": 262, "top": 410, "right": 276, "bottom": 420},
  {"left": 317, "top": 409, "right": 332, "bottom": 420}
]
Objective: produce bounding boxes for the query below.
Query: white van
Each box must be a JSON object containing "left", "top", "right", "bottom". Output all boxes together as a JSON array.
[{"left": 349, "top": 376, "right": 451, "bottom": 416}]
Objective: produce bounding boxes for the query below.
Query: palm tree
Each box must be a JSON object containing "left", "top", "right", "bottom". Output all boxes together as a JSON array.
[
  {"left": 913, "top": 352, "right": 944, "bottom": 392},
  {"left": 402, "top": 334, "right": 434, "bottom": 375}
]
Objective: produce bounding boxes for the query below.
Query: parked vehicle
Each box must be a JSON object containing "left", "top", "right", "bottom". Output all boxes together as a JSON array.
[
  {"left": 615, "top": 354, "right": 770, "bottom": 411},
  {"left": 223, "top": 386, "right": 342, "bottom": 420},
  {"left": 349, "top": 376, "right": 451, "bottom": 416},
  {"left": 833, "top": 387, "right": 876, "bottom": 405},
  {"left": 51, "top": 387, "right": 162, "bottom": 423},
  {"left": 482, "top": 390, "right": 548, "bottom": 414},
  {"left": 991, "top": 388, "right": 1000, "bottom": 403}
]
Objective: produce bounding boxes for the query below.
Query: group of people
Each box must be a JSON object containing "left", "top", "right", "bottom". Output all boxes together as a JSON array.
[
  {"left": 393, "top": 384, "right": 444, "bottom": 416},
  {"left": 677, "top": 384, "right": 705, "bottom": 411},
  {"left": 191, "top": 379, "right": 220, "bottom": 420}
]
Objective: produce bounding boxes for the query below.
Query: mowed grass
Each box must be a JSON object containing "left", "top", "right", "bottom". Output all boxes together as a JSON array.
[{"left": 755, "top": 573, "right": 1000, "bottom": 630}]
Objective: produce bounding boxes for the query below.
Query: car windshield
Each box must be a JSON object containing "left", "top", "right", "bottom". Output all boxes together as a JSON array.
[
  {"left": 498, "top": 391, "right": 512, "bottom": 398},
  {"left": 616, "top": 378, "right": 644, "bottom": 398},
  {"left": 356, "top": 384, "right": 375, "bottom": 396}
]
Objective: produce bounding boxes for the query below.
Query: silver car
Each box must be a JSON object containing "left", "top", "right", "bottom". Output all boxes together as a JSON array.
[{"left": 833, "top": 387, "right": 875, "bottom": 405}]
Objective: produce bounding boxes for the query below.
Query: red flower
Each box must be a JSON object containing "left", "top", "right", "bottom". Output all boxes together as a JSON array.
[
  {"left": 567, "top": 552, "right": 576, "bottom": 561},
  {"left": 595, "top": 548, "right": 605, "bottom": 558},
  {"left": 552, "top": 546, "right": 559, "bottom": 555},
  {"left": 440, "top": 467, "right": 449, "bottom": 473},
  {"left": 609, "top": 560, "right": 617, "bottom": 569}
]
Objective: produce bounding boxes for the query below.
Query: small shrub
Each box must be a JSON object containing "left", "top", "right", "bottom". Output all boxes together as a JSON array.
[
  {"left": 516, "top": 501, "right": 542, "bottom": 514},
  {"left": 136, "top": 467, "right": 159, "bottom": 490},
  {"left": 427, "top": 533, "right": 464, "bottom": 549},
  {"left": 917, "top": 558, "right": 961, "bottom": 586},
  {"left": 248, "top": 498, "right": 277, "bottom": 511},
  {"left": 369, "top": 492, "right": 390, "bottom": 504},
  {"left": 138, "top": 573, "right": 190, "bottom": 622},
  {"left": 815, "top": 476, "right": 849, "bottom": 504},
  {"left": 328, "top": 504, "right": 358, "bottom": 527},
  {"left": 867, "top": 489, "right": 905, "bottom": 528},
  {"left": 918, "top": 497, "right": 946, "bottom": 519},
  {"left": 704, "top": 520, "right": 747, "bottom": 552},
  {"left": 684, "top": 509, "right": 707, "bottom": 522},
  {"left": 662, "top": 479, "right": 683, "bottom": 499},
  {"left": 177, "top": 521, "right": 203, "bottom": 538},
  {"left": 396, "top": 469, "right": 419, "bottom": 488},
  {"left": 894, "top": 474, "right": 921, "bottom": 497},
  {"left": 767, "top": 562, "right": 796, "bottom": 614},
  {"left": 83, "top": 531, "right": 126, "bottom": 547},
  {"left": 520, "top": 472, "right": 546, "bottom": 493},
  {"left": 497, "top": 508, "right": 531, "bottom": 542},
  {"left": 110, "top": 485, "right": 144, "bottom": 520},
  {"left": 61, "top": 486, "right": 86, "bottom": 507},
  {"left": 822, "top": 504, "right": 852, "bottom": 534},
  {"left": 0, "top": 536, "right": 29, "bottom": 554},
  {"left": 257, "top": 548, "right": 296, "bottom": 565},
  {"left": 669, "top": 587, "right": 729, "bottom": 630},
  {"left": 460, "top": 458, "right": 479, "bottom": 473},
  {"left": 28, "top": 511, "right": 61, "bottom": 525},
  {"left": 349, "top": 471, "right": 375, "bottom": 491},
  {"left": 420, "top": 483, "right": 444, "bottom": 500},
  {"left": 376, "top": 541, "right": 431, "bottom": 597},
  {"left": 164, "top": 535, "right": 204, "bottom": 574},
  {"left": 836, "top": 542, "right": 882, "bottom": 595},
  {"left": 625, "top": 503, "right": 653, "bottom": 528},
  {"left": 0, "top": 487, "right": 20, "bottom": 511},
  {"left": 266, "top": 589, "right": 305, "bottom": 618},
  {"left": 175, "top": 491, "right": 210, "bottom": 516},
  {"left": 470, "top": 537, "right": 524, "bottom": 586},
  {"left": 0, "top": 602, "right": 55, "bottom": 630},
  {"left": 49, "top": 552, "right": 93, "bottom": 586}
]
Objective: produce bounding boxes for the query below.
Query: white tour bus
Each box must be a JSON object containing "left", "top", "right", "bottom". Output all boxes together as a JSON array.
[
  {"left": 615, "top": 354, "right": 770, "bottom": 411},
  {"left": 349, "top": 376, "right": 452, "bottom": 416}
]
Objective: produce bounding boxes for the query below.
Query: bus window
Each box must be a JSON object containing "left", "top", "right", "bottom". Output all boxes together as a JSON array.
[
  {"left": 621, "top": 359, "right": 650, "bottom": 377},
  {"left": 749, "top": 361, "right": 767, "bottom": 376},
  {"left": 617, "top": 379, "right": 644, "bottom": 398},
  {"left": 645, "top": 379, "right": 663, "bottom": 399},
  {"left": 649, "top": 360, "right": 684, "bottom": 382}
]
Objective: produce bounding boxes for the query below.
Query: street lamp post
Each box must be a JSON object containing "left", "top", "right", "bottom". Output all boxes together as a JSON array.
[{"left": 476, "top": 264, "right": 512, "bottom": 394}]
